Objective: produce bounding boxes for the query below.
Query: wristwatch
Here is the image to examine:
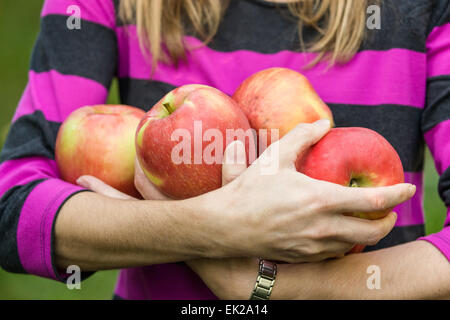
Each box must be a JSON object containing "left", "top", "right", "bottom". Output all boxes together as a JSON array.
[{"left": 249, "top": 259, "right": 277, "bottom": 300}]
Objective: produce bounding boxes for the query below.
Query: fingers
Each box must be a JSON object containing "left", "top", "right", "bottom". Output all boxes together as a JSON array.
[
  {"left": 260, "top": 119, "right": 331, "bottom": 168},
  {"left": 222, "top": 140, "right": 247, "bottom": 186},
  {"left": 333, "top": 183, "right": 416, "bottom": 213},
  {"left": 298, "top": 251, "right": 346, "bottom": 263},
  {"left": 320, "top": 240, "right": 355, "bottom": 257},
  {"left": 76, "top": 175, "right": 135, "bottom": 200},
  {"left": 299, "top": 241, "right": 354, "bottom": 263},
  {"left": 335, "top": 212, "right": 397, "bottom": 245},
  {"left": 134, "top": 158, "right": 171, "bottom": 200}
]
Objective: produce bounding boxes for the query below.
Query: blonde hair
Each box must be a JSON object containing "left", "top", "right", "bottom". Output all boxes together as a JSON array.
[{"left": 119, "top": 0, "right": 378, "bottom": 68}]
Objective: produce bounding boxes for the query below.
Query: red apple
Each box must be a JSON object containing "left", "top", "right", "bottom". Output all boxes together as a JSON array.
[
  {"left": 295, "top": 127, "right": 405, "bottom": 253},
  {"left": 55, "top": 105, "right": 145, "bottom": 197},
  {"left": 233, "top": 67, "right": 334, "bottom": 147},
  {"left": 136, "top": 84, "right": 255, "bottom": 200}
]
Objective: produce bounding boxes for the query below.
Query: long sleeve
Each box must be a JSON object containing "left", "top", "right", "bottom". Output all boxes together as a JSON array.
[
  {"left": 0, "top": 0, "right": 117, "bottom": 280},
  {"left": 419, "top": 0, "right": 450, "bottom": 261}
]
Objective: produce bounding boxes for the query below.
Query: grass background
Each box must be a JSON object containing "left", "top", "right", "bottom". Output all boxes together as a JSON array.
[{"left": 0, "top": 0, "right": 446, "bottom": 299}]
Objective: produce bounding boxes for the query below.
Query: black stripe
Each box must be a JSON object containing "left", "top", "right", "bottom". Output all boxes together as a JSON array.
[
  {"left": 206, "top": 0, "right": 428, "bottom": 54},
  {"left": 0, "top": 111, "right": 60, "bottom": 163},
  {"left": 428, "top": 0, "right": 450, "bottom": 32},
  {"left": 0, "top": 179, "right": 46, "bottom": 274},
  {"left": 364, "top": 224, "right": 425, "bottom": 252},
  {"left": 118, "top": 78, "right": 176, "bottom": 112},
  {"left": 113, "top": 0, "right": 123, "bottom": 27},
  {"left": 328, "top": 103, "right": 424, "bottom": 172},
  {"left": 439, "top": 166, "right": 450, "bottom": 207},
  {"left": 114, "top": 0, "right": 449, "bottom": 36},
  {"left": 31, "top": 14, "right": 117, "bottom": 88},
  {"left": 116, "top": 0, "right": 432, "bottom": 54},
  {"left": 422, "top": 75, "right": 450, "bottom": 132}
]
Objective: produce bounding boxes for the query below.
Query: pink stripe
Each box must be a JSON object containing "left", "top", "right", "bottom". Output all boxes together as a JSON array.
[
  {"left": 41, "top": 0, "right": 116, "bottom": 29},
  {"left": 0, "top": 157, "right": 59, "bottom": 198},
  {"left": 17, "top": 179, "right": 84, "bottom": 280},
  {"left": 117, "top": 26, "right": 426, "bottom": 108},
  {"left": 13, "top": 70, "right": 108, "bottom": 122},
  {"left": 394, "top": 172, "right": 424, "bottom": 226},
  {"left": 115, "top": 266, "right": 217, "bottom": 300},
  {"left": 426, "top": 23, "right": 450, "bottom": 78},
  {"left": 419, "top": 225, "right": 450, "bottom": 261},
  {"left": 424, "top": 119, "right": 450, "bottom": 175}
]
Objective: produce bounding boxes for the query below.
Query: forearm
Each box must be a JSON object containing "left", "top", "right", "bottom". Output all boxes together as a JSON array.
[
  {"left": 187, "top": 258, "right": 259, "bottom": 300},
  {"left": 55, "top": 191, "right": 230, "bottom": 271},
  {"left": 273, "top": 240, "right": 450, "bottom": 299}
]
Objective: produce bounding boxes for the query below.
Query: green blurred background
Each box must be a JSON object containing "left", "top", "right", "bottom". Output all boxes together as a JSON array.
[{"left": 0, "top": 0, "right": 446, "bottom": 299}]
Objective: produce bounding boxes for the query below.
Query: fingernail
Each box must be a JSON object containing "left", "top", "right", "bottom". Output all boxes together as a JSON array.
[
  {"left": 76, "top": 177, "right": 89, "bottom": 188},
  {"left": 236, "top": 142, "right": 246, "bottom": 164},
  {"left": 316, "top": 119, "right": 330, "bottom": 129},
  {"left": 408, "top": 184, "right": 416, "bottom": 195},
  {"left": 225, "top": 142, "right": 237, "bottom": 164},
  {"left": 226, "top": 140, "right": 246, "bottom": 165}
]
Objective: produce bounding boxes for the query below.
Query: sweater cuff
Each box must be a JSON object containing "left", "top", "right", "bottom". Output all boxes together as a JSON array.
[
  {"left": 16, "top": 178, "right": 86, "bottom": 281},
  {"left": 418, "top": 208, "right": 450, "bottom": 262}
]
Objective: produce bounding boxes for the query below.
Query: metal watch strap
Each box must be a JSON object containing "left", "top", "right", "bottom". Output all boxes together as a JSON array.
[{"left": 249, "top": 259, "right": 277, "bottom": 300}]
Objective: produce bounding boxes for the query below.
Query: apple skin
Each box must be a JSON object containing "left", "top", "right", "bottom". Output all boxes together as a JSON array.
[
  {"left": 233, "top": 67, "right": 334, "bottom": 146},
  {"left": 295, "top": 127, "right": 405, "bottom": 253},
  {"left": 136, "top": 84, "right": 255, "bottom": 200},
  {"left": 55, "top": 105, "right": 146, "bottom": 198}
]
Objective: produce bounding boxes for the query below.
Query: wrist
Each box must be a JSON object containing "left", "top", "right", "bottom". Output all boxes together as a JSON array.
[
  {"left": 153, "top": 198, "right": 216, "bottom": 259},
  {"left": 189, "top": 191, "right": 242, "bottom": 258},
  {"left": 271, "top": 262, "right": 318, "bottom": 300},
  {"left": 187, "top": 258, "right": 260, "bottom": 300}
]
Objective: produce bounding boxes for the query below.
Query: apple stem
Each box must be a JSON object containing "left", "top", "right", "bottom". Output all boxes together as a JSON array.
[
  {"left": 162, "top": 102, "right": 175, "bottom": 115},
  {"left": 350, "top": 179, "right": 359, "bottom": 187}
]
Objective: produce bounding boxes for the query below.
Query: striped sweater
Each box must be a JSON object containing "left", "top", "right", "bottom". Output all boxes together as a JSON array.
[{"left": 0, "top": 0, "right": 449, "bottom": 299}]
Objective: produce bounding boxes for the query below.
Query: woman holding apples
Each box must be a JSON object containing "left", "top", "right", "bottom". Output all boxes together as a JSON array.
[{"left": 0, "top": 0, "right": 448, "bottom": 299}]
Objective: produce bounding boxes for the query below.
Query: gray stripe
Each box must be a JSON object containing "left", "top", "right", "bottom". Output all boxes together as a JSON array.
[
  {"left": 118, "top": 78, "right": 177, "bottom": 112},
  {"left": 31, "top": 14, "right": 117, "bottom": 89},
  {"left": 329, "top": 103, "right": 424, "bottom": 172},
  {"left": 365, "top": 224, "right": 425, "bottom": 251},
  {"left": 422, "top": 75, "right": 450, "bottom": 133},
  {"left": 0, "top": 111, "right": 60, "bottom": 163},
  {"left": 198, "top": 0, "right": 427, "bottom": 54},
  {"left": 115, "top": 0, "right": 433, "bottom": 54}
]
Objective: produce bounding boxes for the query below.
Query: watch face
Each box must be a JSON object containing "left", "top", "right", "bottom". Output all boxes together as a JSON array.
[{"left": 260, "top": 260, "right": 277, "bottom": 278}]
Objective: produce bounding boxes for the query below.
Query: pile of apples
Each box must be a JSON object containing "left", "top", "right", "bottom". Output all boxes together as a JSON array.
[{"left": 56, "top": 68, "right": 404, "bottom": 249}]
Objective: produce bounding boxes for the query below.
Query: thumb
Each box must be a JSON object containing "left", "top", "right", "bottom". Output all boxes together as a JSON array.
[
  {"left": 134, "top": 157, "right": 171, "bottom": 200},
  {"left": 222, "top": 140, "right": 247, "bottom": 186},
  {"left": 269, "top": 119, "right": 331, "bottom": 168},
  {"left": 76, "top": 175, "right": 136, "bottom": 200}
]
